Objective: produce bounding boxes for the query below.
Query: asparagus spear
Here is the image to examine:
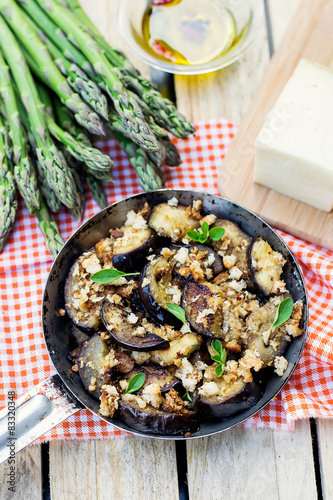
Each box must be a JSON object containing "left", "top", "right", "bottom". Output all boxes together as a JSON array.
[
  {"left": 29, "top": 195, "right": 65, "bottom": 258},
  {"left": 35, "top": 158, "right": 62, "bottom": 213},
  {"left": 61, "top": 0, "right": 195, "bottom": 139},
  {"left": 112, "top": 131, "right": 164, "bottom": 192},
  {"left": 30, "top": 0, "right": 161, "bottom": 152},
  {"left": 0, "top": 50, "right": 40, "bottom": 209},
  {"left": 0, "top": 0, "right": 105, "bottom": 136},
  {"left": 85, "top": 173, "right": 107, "bottom": 208},
  {"left": 20, "top": 9, "right": 108, "bottom": 121},
  {"left": 0, "top": 110, "right": 17, "bottom": 250},
  {"left": 46, "top": 114, "right": 114, "bottom": 173},
  {"left": 53, "top": 98, "right": 91, "bottom": 146}
]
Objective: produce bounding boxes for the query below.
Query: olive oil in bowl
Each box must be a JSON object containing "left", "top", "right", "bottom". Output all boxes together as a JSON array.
[{"left": 142, "top": 0, "right": 237, "bottom": 65}]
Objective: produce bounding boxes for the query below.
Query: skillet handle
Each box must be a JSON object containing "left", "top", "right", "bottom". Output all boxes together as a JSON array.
[{"left": 0, "top": 374, "right": 83, "bottom": 465}]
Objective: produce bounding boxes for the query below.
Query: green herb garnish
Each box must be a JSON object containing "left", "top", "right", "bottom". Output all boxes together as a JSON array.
[
  {"left": 187, "top": 223, "right": 225, "bottom": 245},
  {"left": 165, "top": 302, "right": 187, "bottom": 324},
  {"left": 271, "top": 297, "right": 294, "bottom": 330},
  {"left": 182, "top": 388, "right": 192, "bottom": 402},
  {"left": 91, "top": 269, "right": 140, "bottom": 284},
  {"left": 125, "top": 373, "right": 145, "bottom": 394},
  {"left": 211, "top": 339, "right": 227, "bottom": 378}
]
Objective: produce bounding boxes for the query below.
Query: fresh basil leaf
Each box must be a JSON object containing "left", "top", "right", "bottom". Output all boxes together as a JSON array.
[
  {"left": 187, "top": 230, "right": 201, "bottom": 242},
  {"left": 211, "top": 339, "right": 223, "bottom": 357},
  {"left": 91, "top": 269, "right": 139, "bottom": 284},
  {"left": 211, "top": 354, "right": 222, "bottom": 363},
  {"left": 215, "top": 364, "right": 224, "bottom": 378},
  {"left": 182, "top": 388, "right": 192, "bottom": 402},
  {"left": 125, "top": 373, "right": 145, "bottom": 394},
  {"left": 209, "top": 227, "right": 225, "bottom": 241},
  {"left": 198, "top": 233, "right": 208, "bottom": 243},
  {"left": 271, "top": 297, "right": 294, "bottom": 330},
  {"left": 201, "top": 222, "right": 209, "bottom": 236},
  {"left": 165, "top": 302, "right": 187, "bottom": 324},
  {"left": 220, "top": 349, "right": 227, "bottom": 366}
]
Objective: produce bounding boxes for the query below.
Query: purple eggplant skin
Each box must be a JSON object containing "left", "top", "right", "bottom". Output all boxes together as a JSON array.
[
  {"left": 112, "top": 228, "right": 158, "bottom": 273},
  {"left": 181, "top": 276, "right": 223, "bottom": 338},
  {"left": 138, "top": 258, "right": 183, "bottom": 329},
  {"left": 101, "top": 302, "right": 169, "bottom": 351},
  {"left": 77, "top": 334, "right": 110, "bottom": 399},
  {"left": 200, "top": 382, "right": 262, "bottom": 419},
  {"left": 118, "top": 401, "right": 199, "bottom": 435},
  {"left": 189, "top": 345, "right": 214, "bottom": 367},
  {"left": 72, "top": 325, "right": 90, "bottom": 345}
]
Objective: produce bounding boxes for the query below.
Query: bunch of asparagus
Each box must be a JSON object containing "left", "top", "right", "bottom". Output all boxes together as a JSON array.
[{"left": 0, "top": 0, "right": 194, "bottom": 257}]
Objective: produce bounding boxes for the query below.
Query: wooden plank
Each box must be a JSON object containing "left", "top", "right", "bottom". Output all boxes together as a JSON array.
[
  {"left": 187, "top": 420, "right": 316, "bottom": 500},
  {"left": 49, "top": 438, "right": 179, "bottom": 500},
  {"left": 218, "top": 0, "right": 333, "bottom": 250},
  {"left": 174, "top": 0, "right": 269, "bottom": 124},
  {"left": 0, "top": 445, "right": 42, "bottom": 500},
  {"left": 317, "top": 420, "right": 333, "bottom": 499},
  {"left": 268, "top": 0, "right": 302, "bottom": 48}
]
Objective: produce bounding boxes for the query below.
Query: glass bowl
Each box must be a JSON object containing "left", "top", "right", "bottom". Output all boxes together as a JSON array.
[{"left": 118, "top": 0, "right": 263, "bottom": 75}]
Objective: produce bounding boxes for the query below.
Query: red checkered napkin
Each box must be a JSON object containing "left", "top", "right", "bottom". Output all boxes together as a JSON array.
[{"left": 0, "top": 118, "right": 332, "bottom": 440}]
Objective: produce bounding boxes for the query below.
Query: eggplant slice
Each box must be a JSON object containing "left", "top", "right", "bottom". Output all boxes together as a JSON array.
[
  {"left": 121, "top": 363, "right": 181, "bottom": 394},
  {"left": 101, "top": 302, "right": 169, "bottom": 351},
  {"left": 118, "top": 400, "right": 198, "bottom": 435},
  {"left": 139, "top": 256, "right": 183, "bottom": 329},
  {"left": 148, "top": 203, "right": 200, "bottom": 242},
  {"left": 112, "top": 226, "right": 158, "bottom": 273},
  {"left": 249, "top": 237, "right": 286, "bottom": 296},
  {"left": 182, "top": 276, "right": 223, "bottom": 338},
  {"left": 171, "top": 244, "right": 223, "bottom": 278},
  {"left": 77, "top": 334, "right": 110, "bottom": 399},
  {"left": 211, "top": 219, "right": 252, "bottom": 281},
  {"left": 200, "top": 380, "right": 262, "bottom": 419},
  {"left": 64, "top": 251, "right": 104, "bottom": 334},
  {"left": 246, "top": 295, "right": 303, "bottom": 367}
]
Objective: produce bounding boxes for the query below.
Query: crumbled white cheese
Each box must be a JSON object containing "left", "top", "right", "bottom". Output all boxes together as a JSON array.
[
  {"left": 182, "top": 237, "right": 190, "bottom": 245},
  {"left": 124, "top": 210, "right": 148, "bottom": 229},
  {"left": 229, "top": 279, "right": 246, "bottom": 292},
  {"left": 207, "top": 253, "right": 216, "bottom": 266},
  {"left": 131, "top": 351, "right": 151, "bottom": 364},
  {"left": 127, "top": 313, "right": 139, "bottom": 324},
  {"left": 274, "top": 356, "right": 288, "bottom": 376},
  {"left": 229, "top": 266, "right": 243, "bottom": 281},
  {"left": 180, "top": 323, "right": 191, "bottom": 334},
  {"left": 175, "top": 358, "right": 202, "bottom": 393},
  {"left": 81, "top": 253, "right": 102, "bottom": 275},
  {"left": 223, "top": 255, "right": 237, "bottom": 269},
  {"left": 174, "top": 247, "right": 189, "bottom": 265},
  {"left": 167, "top": 196, "right": 179, "bottom": 207},
  {"left": 166, "top": 284, "right": 182, "bottom": 305},
  {"left": 198, "top": 382, "right": 219, "bottom": 397},
  {"left": 122, "top": 393, "right": 147, "bottom": 409},
  {"left": 141, "top": 383, "right": 163, "bottom": 409}
]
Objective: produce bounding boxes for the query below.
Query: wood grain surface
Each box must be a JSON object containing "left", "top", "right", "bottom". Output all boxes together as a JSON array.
[
  {"left": 4, "top": 1, "right": 332, "bottom": 499},
  {"left": 218, "top": 0, "right": 333, "bottom": 250}
]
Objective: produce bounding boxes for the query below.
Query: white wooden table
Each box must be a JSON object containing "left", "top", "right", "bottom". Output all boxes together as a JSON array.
[{"left": 1, "top": 1, "right": 333, "bottom": 499}]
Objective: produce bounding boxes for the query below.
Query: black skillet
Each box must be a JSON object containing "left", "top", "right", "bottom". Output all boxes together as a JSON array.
[{"left": 0, "top": 190, "right": 308, "bottom": 462}]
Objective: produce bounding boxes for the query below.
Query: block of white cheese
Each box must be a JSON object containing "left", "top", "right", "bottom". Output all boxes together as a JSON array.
[{"left": 254, "top": 59, "right": 333, "bottom": 212}]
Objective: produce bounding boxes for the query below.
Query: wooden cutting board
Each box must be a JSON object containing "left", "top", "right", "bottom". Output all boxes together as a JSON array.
[{"left": 219, "top": 0, "right": 333, "bottom": 250}]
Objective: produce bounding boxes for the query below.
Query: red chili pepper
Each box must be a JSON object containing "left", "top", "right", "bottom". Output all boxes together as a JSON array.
[
  {"left": 151, "top": 40, "right": 177, "bottom": 62},
  {"left": 151, "top": 0, "right": 174, "bottom": 5}
]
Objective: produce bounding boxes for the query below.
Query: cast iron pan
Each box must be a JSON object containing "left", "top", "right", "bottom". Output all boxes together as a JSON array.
[{"left": 43, "top": 189, "right": 308, "bottom": 439}]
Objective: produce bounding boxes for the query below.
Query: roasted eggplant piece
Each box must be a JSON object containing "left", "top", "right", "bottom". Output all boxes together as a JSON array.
[
  {"left": 246, "top": 295, "right": 303, "bottom": 366},
  {"left": 139, "top": 256, "right": 183, "bottom": 328},
  {"left": 200, "top": 380, "right": 262, "bottom": 419},
  {"left": 189, "top": 344, "right": 214, "bottom": 367},
  {"left": 249, "top": 237, "right": 286, "bottom": 296},
  {"left": 121, "top": 363, "right": 181, "bottom": 394},
  {"left": 118, "top": 400, "right": 198, "bottom": 435},
  {"left": 211, "top": 219, "right": 252, "bottom": 281},
  {"left": 150, "top": 333, "right": 201, "bottom": 366},
  {"left": 64, "top": 251, "right": 103, "bottom": 334},
  {"left": 112, "top": 226, "right": 158, "bottom": 273},
  {"left": 77, "top": 334, "right": 110, "bottom": 399},
  {"left": 148, "top": 203, "right": 200, "bottom": 242},
  {"left": 182, "top": 276, "right": 223, "bottom": 338},
  {"left": 188, "top": 244, "right": 223, "bottom": 275},
  {"left": 101, "top": 302, "right": 169, "bottom": 351},
  {"left": 72, "top": 325, "right": 90, "bottom": 345}
]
